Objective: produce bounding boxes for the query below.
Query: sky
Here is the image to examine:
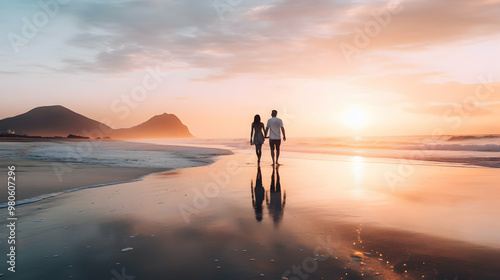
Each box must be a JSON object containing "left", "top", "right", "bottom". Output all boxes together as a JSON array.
[{"left": 1, "top": 0, "right": 499, "bottom": 138}]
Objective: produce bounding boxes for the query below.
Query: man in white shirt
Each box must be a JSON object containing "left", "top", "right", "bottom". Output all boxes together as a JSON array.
[{"left": 265, "top": 110, "right": 286, "bottom": 165}]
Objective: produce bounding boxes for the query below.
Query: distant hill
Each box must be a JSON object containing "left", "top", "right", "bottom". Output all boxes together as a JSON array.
[
  {"left": 0, "top": 105, "right": 112, "bottom": 137},
  {"left": 0, "top": 105, "right": 194, "bottom": 139},
  {"left": 111, "top": 113, "right": 193, "bottom": 139}
]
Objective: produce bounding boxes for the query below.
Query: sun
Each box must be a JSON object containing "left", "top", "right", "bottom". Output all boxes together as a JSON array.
[{"left": 344, "top": 108, "right": 367, "bottom": 129}]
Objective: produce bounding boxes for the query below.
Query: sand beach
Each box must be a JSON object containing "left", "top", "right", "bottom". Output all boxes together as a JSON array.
[{"left": 1, "top": 140, "right": 500, "bottom": 279}]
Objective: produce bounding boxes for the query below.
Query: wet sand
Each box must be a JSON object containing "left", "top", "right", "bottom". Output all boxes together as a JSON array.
[
  {"left": 1, "top": 153, "right": 500, "bottom": 279},
  {"left": 0, "top": 141, "right": 232, "bottom": 203},
  {"left": 0, "top": 157, "right": 162, "bottom": 203}
]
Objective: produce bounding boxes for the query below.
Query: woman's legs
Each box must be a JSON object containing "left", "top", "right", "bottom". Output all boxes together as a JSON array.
[{"left": 255, "top": 144, "right": 262, "bottom": 163}]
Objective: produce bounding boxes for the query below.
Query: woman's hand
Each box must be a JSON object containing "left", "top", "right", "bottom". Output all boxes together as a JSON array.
[{"left": 250, "top": 139, "right": 253, "bottom": 145}]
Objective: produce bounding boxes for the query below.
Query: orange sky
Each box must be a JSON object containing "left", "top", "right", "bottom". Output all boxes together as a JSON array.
[{"left": 1, "top": 0, "right": 499, "bottom": 138}]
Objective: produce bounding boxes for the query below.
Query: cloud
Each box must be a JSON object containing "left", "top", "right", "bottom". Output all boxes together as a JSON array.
[
  {"left": 34, "top": 0, "right": 500, "bottom": 80},
  {"left": 334, "top": 0, "right": 500, "bottom": 51},
  {"left": 0, "top": 71, "right": 18, "bottom": 75}
]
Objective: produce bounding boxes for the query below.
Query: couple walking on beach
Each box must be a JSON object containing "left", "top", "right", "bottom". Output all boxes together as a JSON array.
[{"left": 250, "top": 110, "right": 287, "bottom": 165}]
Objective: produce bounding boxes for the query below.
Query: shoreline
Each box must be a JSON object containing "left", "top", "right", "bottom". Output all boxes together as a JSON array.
[
  {"left": 1, "top": 136, "right": 497, "bottom": 208},
  {"left": 4, "top": 137, "right": 500, "bottom": 170},
  {"left": 0, "top": 140, "right": 233, "bottom": 205},
  {"left": 150, "top": 138, "right": 500, "bottom": 169}
]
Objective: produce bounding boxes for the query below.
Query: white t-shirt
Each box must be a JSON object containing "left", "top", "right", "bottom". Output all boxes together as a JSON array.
[{"left": 267, "top": 117, "right": 284, "bottom": 140}]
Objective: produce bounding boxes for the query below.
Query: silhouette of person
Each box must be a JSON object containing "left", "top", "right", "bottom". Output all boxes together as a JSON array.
[
  {"left": 265, "top": 110, "right": 286, "bottom": 165},
  {"left": 266, "top": 166, "right": 286, "bottom": 226},
  {"left": 251, "top": 167, "right": 265, "bottom": 222},
  {"left": 250, "top": 114, "right": 266, "bottom": 165}
]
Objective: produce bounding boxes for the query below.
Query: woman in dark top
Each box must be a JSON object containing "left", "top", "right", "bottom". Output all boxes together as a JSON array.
[{"left": 250, "top": 114, "right": 265, "bottom": 164}]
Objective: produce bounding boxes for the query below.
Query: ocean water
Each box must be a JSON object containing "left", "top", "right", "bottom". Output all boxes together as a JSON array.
[
  {"left": 9, "top": 140, "right": 231, "bottom": 169},
  {"left": 6, "top": 135, "right": 499, "bottom": 170},
  {"left": 145, "top": 135, "right": 500, "bottom": 168},
  {"left": 286, "top": 135, "right": 500, "bottom": 168}
]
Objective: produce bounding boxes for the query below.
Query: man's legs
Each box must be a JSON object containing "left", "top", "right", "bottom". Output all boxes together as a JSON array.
[
  {"left": 270, "top": 140, "right": 281, "bottom": 165},
  {"left": 275, "top": 141, "right": 281, "bottom": 164},
  {"left": 270, "top": 141, "right": 275, "bottom": 165}
]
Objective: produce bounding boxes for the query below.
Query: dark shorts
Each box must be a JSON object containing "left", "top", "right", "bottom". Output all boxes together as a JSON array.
[{"left": 269, "top": 139, "right": 281, "bottom": 150}]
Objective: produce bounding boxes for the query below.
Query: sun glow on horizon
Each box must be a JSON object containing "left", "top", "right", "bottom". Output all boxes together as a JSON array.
[{"left": 343, "top": 107, "right": 368, "bottom": 129}]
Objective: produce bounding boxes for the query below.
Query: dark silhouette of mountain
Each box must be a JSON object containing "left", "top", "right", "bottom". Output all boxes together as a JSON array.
[
  {"left": 111, "top": 113, "right": 193, "bottom": 139},
  {"left": 0, "top": 106, "right": 194, "bottom": 139},
  {"left": 0, "top": 105, "right": 112, "bottom": 137}
]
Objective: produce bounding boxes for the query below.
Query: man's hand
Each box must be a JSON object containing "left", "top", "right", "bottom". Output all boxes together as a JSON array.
[
  {"left": 250, "top": 139, "right": 253, "bottom": 145},
  {"left": 283, "top": 136, "right": 286, "bottom": 141}
]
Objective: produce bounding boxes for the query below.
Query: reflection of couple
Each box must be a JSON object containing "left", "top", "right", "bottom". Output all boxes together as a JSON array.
[
  {"left": 251, "top": 167, "right": 286, "bottom": 225},
  {"left": 251, "top": 167, "right": 265, "bottom": 222},
  {"left": 250, "top": 110, "right": 287, "bottom": 165}
]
